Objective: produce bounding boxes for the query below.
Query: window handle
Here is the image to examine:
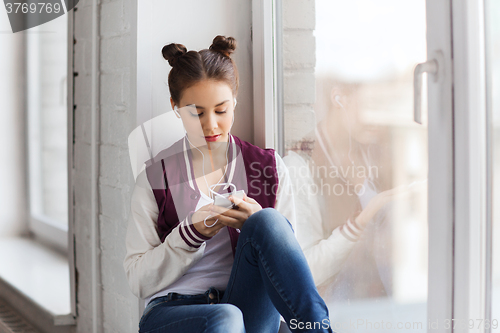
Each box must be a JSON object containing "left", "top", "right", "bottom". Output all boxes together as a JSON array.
[{"left": 414, "top": 59, "right": 438, "bottom": 124}]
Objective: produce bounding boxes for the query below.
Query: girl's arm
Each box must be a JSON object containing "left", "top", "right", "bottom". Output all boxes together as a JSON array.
[
  {"left": 123, "top": 170, "right": 208, "bottom": 299},
  {"left": 282, "top": 151, "right": 363, "bottom": 287}
]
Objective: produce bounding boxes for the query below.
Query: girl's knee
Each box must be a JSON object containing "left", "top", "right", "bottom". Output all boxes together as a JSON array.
[
  {"left": 211, "top": 304, "right": 244, "bottom": 332},
  {"left": 243, "top": 208, "right": 292, "bottom": 234}
]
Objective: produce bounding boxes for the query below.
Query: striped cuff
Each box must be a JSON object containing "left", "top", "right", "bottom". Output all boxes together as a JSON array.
[
  {"left": 178, "top": 212, "right": 212, "bottom": 248},
  {"left": 339, "top": 217, "right": 364, "bottom": 242}
]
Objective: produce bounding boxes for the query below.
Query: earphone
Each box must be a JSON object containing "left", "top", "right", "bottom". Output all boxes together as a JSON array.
[{"left": 334, "top": 95, "right": 344, "bottom": 108}]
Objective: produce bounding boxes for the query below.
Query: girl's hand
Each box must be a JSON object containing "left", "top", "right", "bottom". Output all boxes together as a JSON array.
[
  {"left": 356, "top": 179, "right": 427, "bottom": 228},
  {"left": 191, "top": 203, "right": 226, "bottom": 238},
  {"left": 210, "top": 193, "right": 262, "bottom": 230}
]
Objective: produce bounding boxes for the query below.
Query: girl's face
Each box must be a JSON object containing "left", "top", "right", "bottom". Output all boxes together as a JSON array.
[{"left": 171, "top": 79, "right": 235, "bottom": 150}]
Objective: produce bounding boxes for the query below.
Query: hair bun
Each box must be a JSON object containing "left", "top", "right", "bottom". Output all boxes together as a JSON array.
[
  {"left": 209, "top": 35, "right": 236, "bottom": 57},
  {"left": 162, "top": 43, "right": 188, "bottom": 67}
]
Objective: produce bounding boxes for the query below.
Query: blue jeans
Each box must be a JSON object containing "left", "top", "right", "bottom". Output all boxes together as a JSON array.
[{"left": 138, "top": 208, "right": 333, "bottom": 333}]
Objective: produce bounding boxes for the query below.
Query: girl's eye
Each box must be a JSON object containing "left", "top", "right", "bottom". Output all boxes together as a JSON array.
[{"left": 189, "top": 110, "right": 227, "bottom": 117}]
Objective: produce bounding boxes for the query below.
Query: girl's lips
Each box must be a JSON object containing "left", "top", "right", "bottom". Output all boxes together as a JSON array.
[{"left": 205, "top": 134, "right": 221, "bottom": 142}]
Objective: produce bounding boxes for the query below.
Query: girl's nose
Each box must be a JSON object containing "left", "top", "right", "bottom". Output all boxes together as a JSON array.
[{"left": 203, "top": 113, "right": 218, "bottom": 131}]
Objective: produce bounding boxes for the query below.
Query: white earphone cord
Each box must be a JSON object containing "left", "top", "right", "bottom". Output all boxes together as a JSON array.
[
  {"left": 185, "top": 133, "right": 237, "bottom": 228},
  {"left": 178, "top": 99, "right": 238, "bottom": 227}
]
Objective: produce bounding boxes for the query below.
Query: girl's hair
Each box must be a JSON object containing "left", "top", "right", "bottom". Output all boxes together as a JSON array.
[{"left": 161, "top": 35, "right": 239, "bottom": 105}]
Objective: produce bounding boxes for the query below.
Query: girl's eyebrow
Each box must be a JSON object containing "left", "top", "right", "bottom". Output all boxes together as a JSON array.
[{"left": 190, "top": 100, "right": 230, "bottom": 110}]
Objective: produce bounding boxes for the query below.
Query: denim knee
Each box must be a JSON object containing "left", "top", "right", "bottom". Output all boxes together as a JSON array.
[
  {"left": 210, "top": 304, "right": 245, "bottom": 333},
  {"left": 241, "top": 208, "right": 294, "bottom": 238}
]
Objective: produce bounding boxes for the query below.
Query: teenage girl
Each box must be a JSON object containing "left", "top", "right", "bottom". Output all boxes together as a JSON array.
[{"left": 123, "top": 35, "right": 333, "bottom": 333}]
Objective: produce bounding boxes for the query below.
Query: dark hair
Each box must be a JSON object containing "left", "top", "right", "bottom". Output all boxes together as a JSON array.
[{"left": 161, "top": 35, "right": 239, "bottom": 105}]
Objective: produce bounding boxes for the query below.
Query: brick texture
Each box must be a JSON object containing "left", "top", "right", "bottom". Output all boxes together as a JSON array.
[
  {"left": 72, "top": 0, "right": 138, "bottom": 332},
  {"left": 282, "top": 0, "right": 316, "bottom": 156}
]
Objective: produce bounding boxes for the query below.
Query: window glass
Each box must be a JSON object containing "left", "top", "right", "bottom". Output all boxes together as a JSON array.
[
  {"left": 27, "top": 15, "right": 68, "bottom": 229},
  {"left": 280, "top": 1, "right": 428, "bottom": 330}
]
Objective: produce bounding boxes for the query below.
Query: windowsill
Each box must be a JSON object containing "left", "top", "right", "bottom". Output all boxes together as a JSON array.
[{"left": 0, "top": 236, "right": 75, "bottom": 333}]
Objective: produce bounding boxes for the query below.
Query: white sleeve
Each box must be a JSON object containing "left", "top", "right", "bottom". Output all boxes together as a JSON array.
[
  {"left": 282, "top": 151, "right": 365, "bottom": 287},
  {"left": 274, "top": 151, "right": 297, "bottom": 233},
  {"left": 302, "top": 220, "right": 363, "bottom": 286},
  {"left": 123, "top": 170, "right": 209, "bottom": 299}
]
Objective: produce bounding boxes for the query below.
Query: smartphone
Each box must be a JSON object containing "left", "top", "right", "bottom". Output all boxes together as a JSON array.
[{"left": 213, "top": 190, "right": 245, "bottom": 209}]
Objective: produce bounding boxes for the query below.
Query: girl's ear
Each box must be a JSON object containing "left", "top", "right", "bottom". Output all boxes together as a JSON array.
[{"left": 171, "top": 97, "right": 181, "bottom": 118}]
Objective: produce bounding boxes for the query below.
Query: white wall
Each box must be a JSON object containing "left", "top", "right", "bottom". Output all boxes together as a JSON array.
[
  {"left": 73, "top": 0, "right": 139, "bottom": 331},
  {"left": 137, "top": 0, "right": 254, "bottom": 142}
]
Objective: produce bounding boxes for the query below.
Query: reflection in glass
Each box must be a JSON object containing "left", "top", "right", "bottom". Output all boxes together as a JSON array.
[{"left": 281, "top": 0, "right": 428, "bottom": 331}]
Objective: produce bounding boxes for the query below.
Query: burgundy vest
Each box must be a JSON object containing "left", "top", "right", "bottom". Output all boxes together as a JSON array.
[{"left": 144, "top": 134, "right": 278, "bottom": 255}]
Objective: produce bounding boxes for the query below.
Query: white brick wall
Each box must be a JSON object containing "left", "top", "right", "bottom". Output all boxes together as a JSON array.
[
  {"left": 283, "top": 30, "right": 316, "bottom": 69},
  {"left": 283, "top": 0, "right": 315, "bottom": 30},
  {"left": 73, "top": 0, "right": 137, "bottom": 331},
  {"left": 282, "top": 0, "right": 316, "bottom": 155},
  {"left": 283, "top": 70, "right": 316, "bottom": 104}
]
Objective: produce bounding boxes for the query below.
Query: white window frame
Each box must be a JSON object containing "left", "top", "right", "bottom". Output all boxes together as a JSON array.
[
  {"left": 484, "top": 0, "right": 494, "bottom": 328},
  {"left": 426, "top": 0, "right": 454, "bottom": 329},
  {"left": 67, "top": 7, "right": 77, "bottom": 322},
  {"left": 252, "top": 0, "right": 280, "bottom": 151},
  {"left": 451, "top": 0, "right": 490, "bottom": 330}
]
